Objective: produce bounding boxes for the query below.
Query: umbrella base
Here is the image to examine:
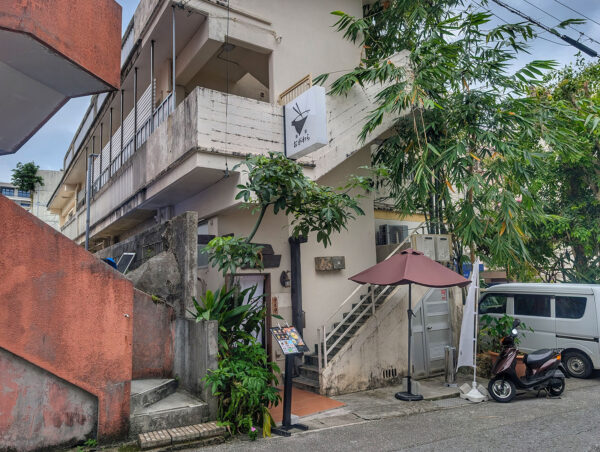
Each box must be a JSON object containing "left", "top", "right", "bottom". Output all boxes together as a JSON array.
[{"left": 395, "top": 391, "right": 424, "bottom": 401}]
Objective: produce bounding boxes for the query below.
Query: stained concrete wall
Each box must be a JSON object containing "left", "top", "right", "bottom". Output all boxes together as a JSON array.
[
  {"left": 320, "top": 285, "right": 462, "bottom": 396},
  {"left": 96, "top": 211, "right": 198, "bottom": 316},
  {"left": 132, "top": 289, "right": 175, "bottom": 380},
  {"left": 0, "top": 195, "right": 133, "bottom": 444},
  {"left": 174, "top": 320, "right": 219, "bottom": 419},
  {"left": 0, "top": 348, "right": 98, "bottom": 451}
]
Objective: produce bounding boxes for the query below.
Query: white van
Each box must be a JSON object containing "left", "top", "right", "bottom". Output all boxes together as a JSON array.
[{"left": 479, "top": 283, "right": 600, "bottom": 378}]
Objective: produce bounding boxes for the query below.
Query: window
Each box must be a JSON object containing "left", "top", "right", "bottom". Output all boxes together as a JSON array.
[
  {"left": 556, "top": 296, "right": 587, "bottom": 319},
  {"left": 1, "top": 187, "right": 14, "bottom": 196},
  {"left": 514, "top": 294, "right": 551, "bottom": 317},
  {"left": 479, "top": 294, "right": 508, "bottom": 314},
  {"left": 20, "top": 202, "right": 31, "bottom": 208},
  {"left": 18, "top": 190, "right": 30, "bottom": 197}
]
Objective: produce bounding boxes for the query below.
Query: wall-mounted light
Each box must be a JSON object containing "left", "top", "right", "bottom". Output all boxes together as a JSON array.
[{"left": 280, "top": 270, "right": 291, "bottom": 288}]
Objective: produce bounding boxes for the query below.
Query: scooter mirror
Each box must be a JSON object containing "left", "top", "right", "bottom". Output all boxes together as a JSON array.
[{"left": 513, "top": 318, "right": 521, "bottom": 328}]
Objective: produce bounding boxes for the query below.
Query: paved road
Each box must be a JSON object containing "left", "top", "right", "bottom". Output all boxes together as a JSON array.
[{"left": 195, "top": 379, "right": 600, "bottom": 452}]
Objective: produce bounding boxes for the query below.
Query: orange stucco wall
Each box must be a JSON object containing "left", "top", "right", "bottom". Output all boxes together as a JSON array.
[
  {"left": 0, "top": 0, "right": 121, "bottom": 89},
  {"left": 0, "top": 195, "right": 133, "bottom": 440}
]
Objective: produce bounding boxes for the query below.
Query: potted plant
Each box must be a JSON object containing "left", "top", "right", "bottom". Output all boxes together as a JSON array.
[{"left": 479, "top": 314, "right": 532, "bottom": 377}]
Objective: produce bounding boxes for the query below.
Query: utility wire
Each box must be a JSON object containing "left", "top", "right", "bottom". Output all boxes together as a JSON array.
[
  {"left": 490, "top": 0, "right": 598, "bottom": 57},
  {"left": 552, "top": 0, "right": 600, "bottom": 28},
  {"left": 472, "top": 0, "right": 569, "bottom": 46},
  {"left": 521, "top": 0, "right": 600, "bottom": 47}
]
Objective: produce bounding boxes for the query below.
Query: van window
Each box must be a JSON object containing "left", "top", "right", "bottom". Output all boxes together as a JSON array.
[
  {"left": 514, "top": 294, "right": 551, "bottom": 317},
  {"left": 479, "top": 294, "right": 507, "bottom": 314},
  {"left": 556, "top": 296, "right": 587, "bottom": 319}
]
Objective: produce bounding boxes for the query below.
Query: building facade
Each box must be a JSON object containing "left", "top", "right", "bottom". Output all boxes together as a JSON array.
[
  {"left": 0, "top": 182, "right": 32, "bottom": 210},
  {"left": 49, "top": 0, "right": 458, "bottom": 396}
]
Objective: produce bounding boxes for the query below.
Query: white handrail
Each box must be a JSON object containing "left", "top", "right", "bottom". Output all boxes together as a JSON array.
[{"left": 319, "top": 221, "right": 426, "bottom": 367}]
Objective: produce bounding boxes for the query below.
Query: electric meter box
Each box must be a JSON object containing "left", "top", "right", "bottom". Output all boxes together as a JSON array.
[{"left": 411, "top": 234, "right": 452, "bottom": 262}]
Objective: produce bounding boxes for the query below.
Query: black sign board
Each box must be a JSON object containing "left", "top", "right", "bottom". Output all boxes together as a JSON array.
[{"left": 270, "top": 326, "right": 309, "bottom": 355}]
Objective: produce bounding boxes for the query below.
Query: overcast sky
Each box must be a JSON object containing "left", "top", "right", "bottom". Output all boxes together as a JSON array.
[{"left": 1, "top": 0, "right": 600, "bottom": 182}]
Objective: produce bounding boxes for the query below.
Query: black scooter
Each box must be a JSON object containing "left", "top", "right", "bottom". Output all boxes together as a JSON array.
[{"left": 488, "top": 319, "right": 568, "bottom": 403}]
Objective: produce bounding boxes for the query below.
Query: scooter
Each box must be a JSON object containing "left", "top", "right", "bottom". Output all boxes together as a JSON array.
[{"left": 488, "top": 319, "right": 568, "bottom": 403}]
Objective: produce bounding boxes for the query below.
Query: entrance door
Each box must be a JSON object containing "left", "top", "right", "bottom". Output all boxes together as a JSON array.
[
  {"left": 412, "top": 288, "right": 453, "bottom": 378},
  {"left": 234, "top": 275, "right": 266, "bottom": 344}
]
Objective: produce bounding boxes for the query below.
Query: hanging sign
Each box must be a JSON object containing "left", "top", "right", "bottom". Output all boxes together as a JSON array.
[
  {"left": 271, "top": 326, "right": 310, "bottom": 355},
  {"left": 284, "top": 85, "right": 327, "bottom": 159}
]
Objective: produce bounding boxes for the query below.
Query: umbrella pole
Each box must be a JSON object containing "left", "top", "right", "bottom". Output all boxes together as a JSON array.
[{"left": 395, "top": 282, "right": 423, "bottom": 401}]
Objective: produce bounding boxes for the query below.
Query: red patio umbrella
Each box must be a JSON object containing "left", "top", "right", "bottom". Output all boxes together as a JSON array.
[{"left": 349, "top": 248, "right": 470, "bottom": 401}]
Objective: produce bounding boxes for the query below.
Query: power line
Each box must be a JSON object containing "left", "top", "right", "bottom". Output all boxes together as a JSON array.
[
  {"left": 521, "top": 0, "right": 600, "bottom": 47},
  {"left": 490, "top": 0, "right": 598, "bottom": 57},
  {"left": 552, "top": 0, "right": 600, "bottom": 28},
  {"left": 472, "top": 0, "right": 570, "bottom": 47}
]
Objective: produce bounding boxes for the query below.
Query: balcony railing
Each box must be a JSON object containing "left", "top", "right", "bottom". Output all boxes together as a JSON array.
[{"left": 91, "top": 91, "right": 174, "bottom": 196}]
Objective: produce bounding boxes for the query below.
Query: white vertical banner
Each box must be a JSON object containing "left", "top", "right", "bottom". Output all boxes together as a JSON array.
[{"left": 457, "top": 259, "right": 480, "bottom": 369}]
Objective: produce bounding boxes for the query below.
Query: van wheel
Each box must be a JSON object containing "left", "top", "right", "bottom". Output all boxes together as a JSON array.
[
  {"left": 488, "top": 378, "right": 516, "bottom": 403},
  {"left": 564, "top": 351, "right": 592, "bottom": 379}
]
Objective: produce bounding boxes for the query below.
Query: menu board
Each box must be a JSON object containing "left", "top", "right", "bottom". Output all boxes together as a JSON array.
[{"left": 271, "top": 326, "right": 310, "bottom": 355}]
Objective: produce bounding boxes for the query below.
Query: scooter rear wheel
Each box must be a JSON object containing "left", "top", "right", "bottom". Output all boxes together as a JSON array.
[
  {"left": 488, "top": 378, "right": 516, "bottom": 403},
  {"left": 548, "top": 378, "right": 565, "bottom": 396}
]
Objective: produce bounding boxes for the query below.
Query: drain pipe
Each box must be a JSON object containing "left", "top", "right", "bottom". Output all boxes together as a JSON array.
[{"left": 289, "top": 236, "right": 307, "bottom": 337}]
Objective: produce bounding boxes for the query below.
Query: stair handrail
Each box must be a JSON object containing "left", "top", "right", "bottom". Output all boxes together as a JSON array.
[{"left": 319, "top": 221, "right": 426, "bottom": 371}]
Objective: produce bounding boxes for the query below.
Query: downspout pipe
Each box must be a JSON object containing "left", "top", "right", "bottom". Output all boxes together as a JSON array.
[{"left": 289, "top": 236, "right": 307, "bottom": 337}]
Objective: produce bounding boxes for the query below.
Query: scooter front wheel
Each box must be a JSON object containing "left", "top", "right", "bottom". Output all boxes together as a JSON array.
[
  {"left": 488, "top": 378, "right": 516, "bottom": 403},
  {"left": 548, "top": 378, "right": 565, "bottom": 396}
]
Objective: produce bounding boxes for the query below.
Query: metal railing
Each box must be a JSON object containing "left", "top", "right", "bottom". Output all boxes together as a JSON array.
[
  {"left": 91, "top": 92, "right": 174, "bottom": 196},
  {"left": 318, "top": 222, "right": 426, "bottom": 373}
]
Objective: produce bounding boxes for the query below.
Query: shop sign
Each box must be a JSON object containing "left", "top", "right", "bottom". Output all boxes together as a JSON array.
[{"left": 284, "top": 85, "right": 327, "bottom": 159}]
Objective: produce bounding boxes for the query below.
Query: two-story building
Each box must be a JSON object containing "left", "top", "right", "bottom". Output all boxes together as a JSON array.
[{"left": 49, "top": 0, "right": 460, "bottom": 396}]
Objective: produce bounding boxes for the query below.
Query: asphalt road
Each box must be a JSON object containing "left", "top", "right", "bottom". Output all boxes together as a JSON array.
[{"left": 195, "top": 380, "right": 600, "bottom": 452}]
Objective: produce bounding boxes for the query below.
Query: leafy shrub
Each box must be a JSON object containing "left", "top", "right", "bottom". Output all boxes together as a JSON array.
[
  {"left": 204, "top": 341, "right": 280, "bottom": 436},
  {"left": 190, "top": 284, "right": 272, "bottom": 355},
  {"left": 479, "top": 314, "right": 531, "bottom": 353}
]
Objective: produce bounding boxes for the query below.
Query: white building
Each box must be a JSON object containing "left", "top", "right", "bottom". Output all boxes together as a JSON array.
[{"left": 49, "top": 0, "right": 460, "bottom": 395}]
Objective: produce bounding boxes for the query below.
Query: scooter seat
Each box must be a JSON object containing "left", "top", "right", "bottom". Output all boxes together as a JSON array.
[{"left": 525, "top": 349, "right": 555, "bottom": 367}]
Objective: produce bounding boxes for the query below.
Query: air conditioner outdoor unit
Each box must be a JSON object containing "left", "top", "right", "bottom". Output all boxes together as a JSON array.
[{"left": 411, "top": 234, "right": 452, "bottom": 262}]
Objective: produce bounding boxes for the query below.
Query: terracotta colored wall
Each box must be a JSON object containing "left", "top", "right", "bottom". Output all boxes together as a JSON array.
[
  {"left": 0, "top": 195, "right": 133, "bottom": 441},
  {"left": 132, "top": 289, "right": 175, "bottom": 379},
  {"left": 0, "top": 0, "right": 121, "bottom": 89}
]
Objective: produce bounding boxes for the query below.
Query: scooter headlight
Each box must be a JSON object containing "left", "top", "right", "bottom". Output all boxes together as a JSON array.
[{"left": 511, "top": 328, "right": 518, "bottom": 335}]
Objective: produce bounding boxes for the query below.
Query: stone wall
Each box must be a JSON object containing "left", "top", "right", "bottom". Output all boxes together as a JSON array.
[{"left": 96, "top": 211, "right": 198, "bottom": 316}]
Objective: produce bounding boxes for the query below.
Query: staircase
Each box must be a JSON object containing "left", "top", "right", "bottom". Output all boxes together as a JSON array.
[
  {"left": 130, "top": 379, "right": 210, "bottom": 437},
  {"left": 292, "top": 224, "right": 425, "bottom": 394},
  {"left": 293, "top": 285, "right": 395, "bottom": 393}
]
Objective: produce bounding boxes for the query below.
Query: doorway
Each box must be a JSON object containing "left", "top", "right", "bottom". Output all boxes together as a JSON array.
[
  {"left": 232, "top": 274, "right": 272, "bottom": 356},
  {"left": 411, "top": 288, "right": 453, "bottom": 378}
]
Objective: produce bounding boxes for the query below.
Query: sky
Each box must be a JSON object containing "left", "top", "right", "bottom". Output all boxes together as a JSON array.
[{"left": 1, "top": 0, "right": 600, "bottom": 182}]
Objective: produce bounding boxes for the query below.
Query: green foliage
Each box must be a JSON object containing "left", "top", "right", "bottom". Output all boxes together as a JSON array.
[
  {"left": 320, "top": 1, "right": 581, "bottom": 273},
  {"left": 204, "top": 341, "right": 280, "bottom": 436},
  {"left": 190, "top": 285, "right": 273, "bottom": 355},
  {"left": 11, "top": 162, "right": 43, "bottom": 201},
  {"left": 520, "top": 57, "right": 600, "bottom": 282},
  {"left": 204, "top": 237, "right": 264, "bottom": 277},
  {"left": 479, "top": 314, "right": 531, "bottom": 353},
  {"left": 203, "top": 152, "right": 373, "bottom": 276}
]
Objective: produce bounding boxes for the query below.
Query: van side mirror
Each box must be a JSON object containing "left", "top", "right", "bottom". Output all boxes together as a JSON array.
[{"left": 513, "top": 318, "right": 521, "bottom": 328}]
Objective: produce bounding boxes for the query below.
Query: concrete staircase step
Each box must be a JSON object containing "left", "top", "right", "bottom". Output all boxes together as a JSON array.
[
  {"left": 299, "top": 364, "right": 319, "bottom": 379},
  {"left": 130, "top": 390, "right": 209, "bottom": 437},
  {"left": 138, "top": 421, "right": 226, "bottom": 450},
  {"left": 292, "top": 375, "right": 320, "bottom": 393},
  {"left": 130, "top": 379, "right": 178, "bottom": 414}
]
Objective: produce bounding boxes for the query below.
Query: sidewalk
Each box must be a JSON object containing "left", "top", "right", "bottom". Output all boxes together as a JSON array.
[{"left": 296, "top": 374, "right": 487, "bottom": 431}]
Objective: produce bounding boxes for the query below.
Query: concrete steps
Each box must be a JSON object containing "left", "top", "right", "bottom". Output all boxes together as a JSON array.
[{"left": 129, "top": 379, "right": 210, "bottom": 438}]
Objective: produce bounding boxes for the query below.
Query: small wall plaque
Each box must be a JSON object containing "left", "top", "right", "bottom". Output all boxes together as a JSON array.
[{"left": 315, "top": 256, "right": 345, "bottom": 271}]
